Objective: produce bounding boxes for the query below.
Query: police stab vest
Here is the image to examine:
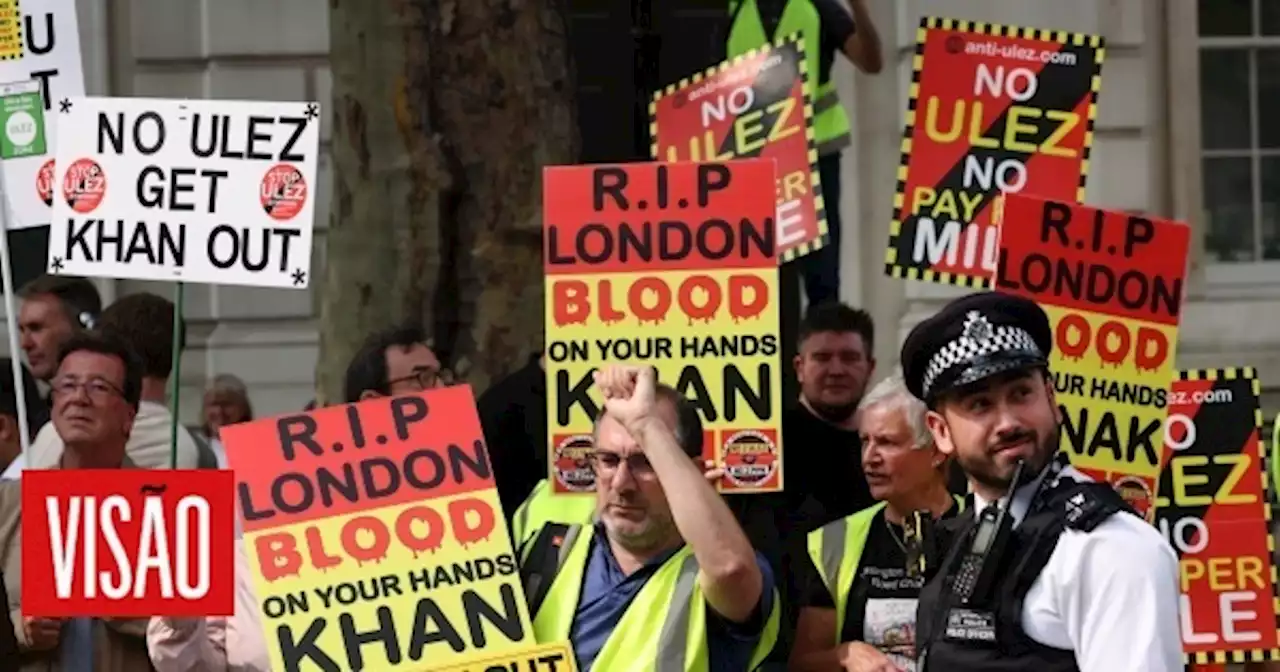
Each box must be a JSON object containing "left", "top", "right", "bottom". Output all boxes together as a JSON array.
[
  {"left": 806, "top": 496, "right": 965, "bottom": 644},
  {"left": 727, "top": 0, "right": 852, "bottom": 156},
  {"left": 521, "top": 522, "right": 780, "bottom": 672},
  {"left": 915, "top": 480, "right": 1131, "bottom": 672},
  {"left": 510, "top": 479, "right": 597, "bottom": 546}
]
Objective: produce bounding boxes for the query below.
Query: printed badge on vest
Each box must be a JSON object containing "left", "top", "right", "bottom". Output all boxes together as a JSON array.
[{"left": 944, "top": 608, "right": 997, "bottom": 645}]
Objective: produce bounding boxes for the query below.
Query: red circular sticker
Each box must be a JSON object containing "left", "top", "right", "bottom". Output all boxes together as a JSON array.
[
  {"left": 61, "top": 158, "right": 106, "bottom": 214},
  {"left": 721, "top": 430, "right": 778, "bottom": 488},
  {"left": 1113, "top": 476, "right": 1153, "bottom": 523},
  {"left": 36, "top": 159, "right": 55, "bottom": 207},
  {"left": 553, "top": 435, "right": 596, "bottom": 493},
  {"left": 260, "top": 164, "right": 307, "bottom": 221}
]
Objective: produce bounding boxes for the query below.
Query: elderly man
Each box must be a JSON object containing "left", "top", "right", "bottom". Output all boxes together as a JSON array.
[
  {"left": 792, "top": 373, "right": 960, "bottom": 672},
  {"left": 519, "top": 365, "right": 779, "bottom": 671},
  {"left": 0, "top": 333, "right": 153, "bottom": 671}
]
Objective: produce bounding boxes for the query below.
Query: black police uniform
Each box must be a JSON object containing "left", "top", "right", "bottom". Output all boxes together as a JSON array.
[{"left": 900, "top": 293, "right": 1143, "bottom": 672}]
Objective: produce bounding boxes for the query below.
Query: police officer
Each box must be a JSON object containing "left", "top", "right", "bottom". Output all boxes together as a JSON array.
[{"left": 899, "top": 292, "right": 1182, "bottom": 672}]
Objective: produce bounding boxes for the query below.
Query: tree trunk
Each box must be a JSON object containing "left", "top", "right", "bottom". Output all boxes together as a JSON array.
[{"left": 318, "top": 0, "right": 580, "bottom": 404}]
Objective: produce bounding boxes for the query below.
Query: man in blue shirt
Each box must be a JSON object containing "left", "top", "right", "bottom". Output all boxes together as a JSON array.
[{"left": 521, "top": 365, "right": 778, "bottom": 671}]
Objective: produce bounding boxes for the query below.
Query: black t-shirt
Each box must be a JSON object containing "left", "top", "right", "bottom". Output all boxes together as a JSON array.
[
  {"left": 802, "top": 505, "right": 959, "bottom": 670},
  {"left": 751, "top": 0, "right": 857, "bottom": 85}
]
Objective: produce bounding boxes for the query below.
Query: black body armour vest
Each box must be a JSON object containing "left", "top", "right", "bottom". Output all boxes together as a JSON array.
[{"left": 915, "top": 478, "right": 1134, "bottom": 672}]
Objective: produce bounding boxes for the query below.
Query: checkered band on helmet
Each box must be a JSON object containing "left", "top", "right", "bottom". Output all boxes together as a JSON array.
[{"left": 921, "top": 313, "right": 1044, "bottom": 398}]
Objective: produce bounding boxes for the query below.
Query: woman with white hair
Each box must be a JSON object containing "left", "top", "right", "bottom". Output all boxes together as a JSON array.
[
  {"left": 790, "top": 373, "right": 962, "bottom": 672},
  {"left": 199, "top": 374, "right": 253, "bottom": 468}
]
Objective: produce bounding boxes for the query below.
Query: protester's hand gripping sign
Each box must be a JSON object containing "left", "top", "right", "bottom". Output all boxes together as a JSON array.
[
  {"left": 222, "top": 386, "right": 546, "bottom": 671},
  {"left": 542, "top": 160, "right": 783, "bottom": 494},
  {"left": 885, "top": 17, "right": 1104, "bottom": 287},
  {"left": 650, "top": 35, "right": 826, "bottom": 263},
  {"left": 46, "top": 96, "right": 320, "bottom": 288},
  {"left": 1153, "top": 369, "right": 1280, "bottom": 666},
  {"left": 993, "top": 193, "right": 1189, "bottom": 513},
  {"left": 0, "top": 0, "right": 85, "bottom": 230},
  {"left": 21, "top": 470, "right": 236, "bottom": 616}
]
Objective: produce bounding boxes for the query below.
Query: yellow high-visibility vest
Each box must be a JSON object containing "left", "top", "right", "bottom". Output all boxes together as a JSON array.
[
  {"left": 806, "top": 497, "right": 966, "bottom": 643},
  {"left": 727, "top": 0, "right": 852, "bottom": 156},
  {"left": 529, "top": 522, "right": 780, "bottom": 671},
  {"left": 511, "top": 479, "right": 597, "bottom": 546}
]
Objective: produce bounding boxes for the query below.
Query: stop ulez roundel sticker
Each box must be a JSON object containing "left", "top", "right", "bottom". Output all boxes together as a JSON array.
[
  {"left": 37, "top": 159, "right": 54, "bottom": 207},
  {"left": 260, "top": 163, "right": 307, "bottom": 221},
  {"left": 61, "top": 157, "right": 105, "bottom": 214}
]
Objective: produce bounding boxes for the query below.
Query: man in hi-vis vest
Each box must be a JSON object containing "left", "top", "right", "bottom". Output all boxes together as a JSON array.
[
  {"left": 520, "top": 365, "right": 780, "bottom": 671},
  {"left": 727, "top": 0, "right": 883, "bottom": 304}
]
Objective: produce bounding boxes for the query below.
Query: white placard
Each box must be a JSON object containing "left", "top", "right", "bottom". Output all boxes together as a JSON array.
[
  {"left": 47, "top": 96, "right": 320, "bottom": 289},
  {"left": 0, "top": 0, "right": 84, "bottom": 229}
]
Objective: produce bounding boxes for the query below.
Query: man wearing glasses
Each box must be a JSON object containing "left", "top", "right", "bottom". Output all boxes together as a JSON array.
[
  {"left": 519, "top": 365, "right": 779, "bottom": 672},
  {"left": 342, "top": 325, "right": 445, "bottom": 402},
  {"left": 19, "top": 292, "right": 203, "bottom": 472},
  {"left": 0, "top": 332, "right": 155, "bottom": 670}
]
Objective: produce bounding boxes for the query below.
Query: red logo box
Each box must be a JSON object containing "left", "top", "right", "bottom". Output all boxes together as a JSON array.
[{"left": 21, "top": 469, "right": 236, "bottom": 617}]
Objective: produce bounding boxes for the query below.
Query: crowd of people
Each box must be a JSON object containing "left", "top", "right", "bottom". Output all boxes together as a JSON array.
[
  {"left": 0, "top": 267, "right": 1217, "bottom": 672},
  {"left": 0, "top": 0, "right": 1260, "bottom": 670}
]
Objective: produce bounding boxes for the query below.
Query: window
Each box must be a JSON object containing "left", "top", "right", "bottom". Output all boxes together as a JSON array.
[{"left": 1198, "top": 0, "right": 1280, "bottom": 267}]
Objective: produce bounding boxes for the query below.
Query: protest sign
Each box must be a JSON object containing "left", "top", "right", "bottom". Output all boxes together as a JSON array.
[
  {"left": 222, "top": 386, "right": 533, "bottom": 671},
  {"left": 543, "top": 160, "right": 783, "bottom": 494},
  {"left": 1153, "top": 369, "right": 1280, "bottom": 665},
  {"left": 650, "top": 34, "right": 826, "bottom": 263},
  {"left": 993, "top": 193, "right": 1189, "bottom": 509},
  {"left": 429, "top": 641, "right": 578, "bottom": 672},
  {"left": 46, "top": 96, "right": 320, "bottom": 288},
  {"left": 0, "top": 80, "right": 44, "bottom": 159},
  {"left": 0, "top": 0, "right": 84, "bottom": 230},
  {"left": 20, "top": 469, "right": 235, "bottom": 617},
  {"left": 885, "top": 16, "right": 1104, "bottom": 287}
]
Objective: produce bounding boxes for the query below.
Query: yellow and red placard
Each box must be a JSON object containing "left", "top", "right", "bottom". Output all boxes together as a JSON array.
[
  {"left": 21, "top": 469, "right": 236, "bottom": 616},
  {"left": 886, "top": 16, "right": 1104, "bottom": 287},
  {"left": 1153, "top": 369, "right": 1280, "bottom": 665},
  {"left": 0, "top": 0, "right": 18, "bottom": 60},
  {"left": 993, "top": 193, "right": 1189, "bottom": 506},
  {"left": 427, "top": 641, "right": 578, "bottom": 672},
  {"left": 650, "top": 34, "right": 825, "bottom": 263},
  {"left": 222, "top": 386, "right": 534, "bottom": 670},
  {"left": 543, "top": 159, "right": 783, "bottom": 494}
]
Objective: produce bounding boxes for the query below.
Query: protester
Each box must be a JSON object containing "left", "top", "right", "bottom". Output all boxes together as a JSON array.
[
  {"left": 147, "top": 326, "right": 445, "bottom": 671},
  {"left": 791, "top": 373, "right": 961, "bottom": 672},
  {"left": 0, "top": 332, "right": 153, "bottom": 670},
  {"left": 478, "top": 352, "right": 549, "bottom": 520},
  {"left": 729, "top": 301, "right": 878, "bottom": 664},
  {"left": 510, "top": 477, "right": 598, "bottom": 546},
  {"left": 511, "top": 454, "right": 731, "bottom": 547},
  {"left": 901, "top": 292, "right": 1182, "bottom": 671},
  {"left": 726, "top": 0, "right": 883, "bottom": 305},
  {"left": 0, "top": 359, "right": 44, "bottom": 480},
  {"left": 340, "top": 325, "right": 529, "bottom": 519},
  {"left": 5, "top": 274, "right": 95, "bottom": 472},
  {"left": 519, "top": 365, "right": 779, "bottom": 671},
  {"left": 197, "top": 373, "right": 254, "bottom": 468},
  {"left": 21, "top": 292, "right": 202, "bottom": 470},
  {"left": 146, "top": 542, "right": 268, "bottom": 672},
  {"left": 17, "top": 274, "right": 101, "bottom": 385}
]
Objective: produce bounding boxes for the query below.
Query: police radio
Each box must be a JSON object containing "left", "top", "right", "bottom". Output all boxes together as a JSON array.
[{"left": 951, "top": 460, "right": 1025, "bottom": 605}]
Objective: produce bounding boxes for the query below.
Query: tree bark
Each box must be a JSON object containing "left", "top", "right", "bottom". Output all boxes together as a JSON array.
[{"left": 318, "top": 0, "right": 579, "bottom": 404}]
